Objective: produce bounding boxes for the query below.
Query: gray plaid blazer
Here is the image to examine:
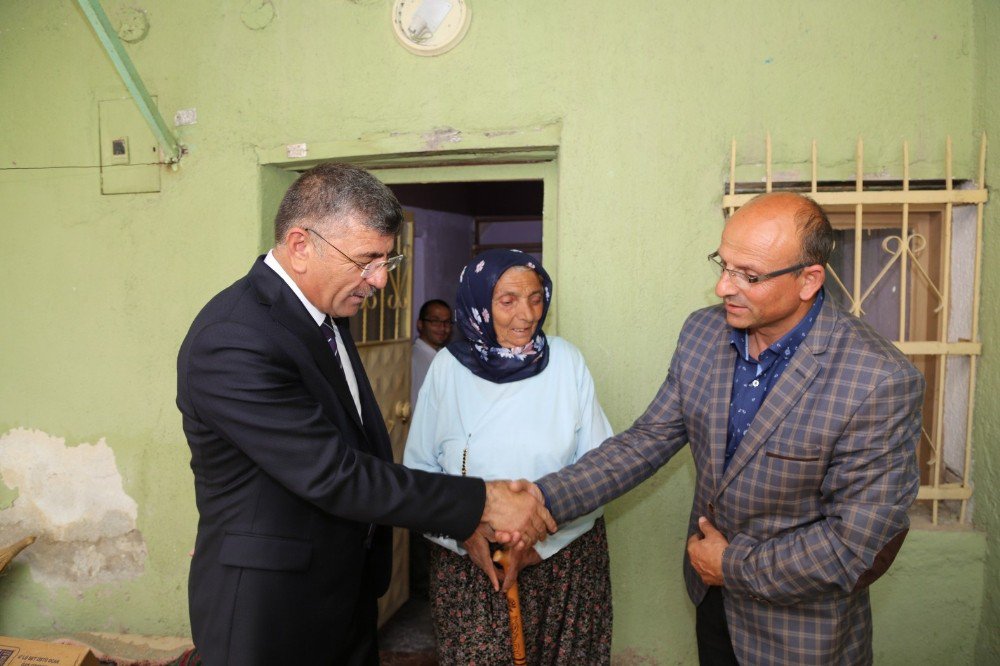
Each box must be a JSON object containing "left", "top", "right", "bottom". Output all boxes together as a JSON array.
[{"left": 538, "top": 297, "right": 923, "bottom": 665}]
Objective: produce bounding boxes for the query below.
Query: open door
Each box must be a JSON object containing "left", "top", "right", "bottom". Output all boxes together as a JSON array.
[{"left": 348, "top": 212, "right": 415, "bottom": 625}]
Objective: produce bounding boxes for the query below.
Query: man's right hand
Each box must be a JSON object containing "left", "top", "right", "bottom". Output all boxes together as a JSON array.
[
  {"left": 482, "top": 479, "right": 556, "bottom": 549},
  {"left": 507, "top": 479, "right": 545, "bottom": 503}
]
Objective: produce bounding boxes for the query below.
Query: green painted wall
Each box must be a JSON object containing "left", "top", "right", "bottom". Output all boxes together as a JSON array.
[
  {"left": 0, "top": 1, "right": 994, "bottom": 662},
  {"left": 972, "top": 1, "right": 1000, "bottom": 664}
]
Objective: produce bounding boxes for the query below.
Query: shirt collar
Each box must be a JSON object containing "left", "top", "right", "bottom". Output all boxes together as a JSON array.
[{"left": 264, "top": 250, "right": 327, "bottom": 327}]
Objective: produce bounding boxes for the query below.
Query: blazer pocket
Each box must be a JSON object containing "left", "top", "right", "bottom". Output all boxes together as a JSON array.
[
  {"left": 219, "top": 532, "right": 312, "bottom": 572},
  {"left": 764, "top": 450, "right": 821, "bottom": 462}
]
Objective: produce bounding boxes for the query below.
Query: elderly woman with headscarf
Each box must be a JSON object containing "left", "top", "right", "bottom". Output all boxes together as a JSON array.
[{"left": 403, "top": 249, "right": 614, "bottom": 665}]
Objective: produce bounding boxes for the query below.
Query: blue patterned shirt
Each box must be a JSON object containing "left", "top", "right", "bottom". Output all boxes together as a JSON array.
[{"left": 725, "top": 289, "right": 825, "bottom": 470}]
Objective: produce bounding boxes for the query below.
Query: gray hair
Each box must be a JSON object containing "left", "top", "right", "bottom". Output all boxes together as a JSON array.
[{"left": 273, "top": 163, "right": 402, "bottom": 243}]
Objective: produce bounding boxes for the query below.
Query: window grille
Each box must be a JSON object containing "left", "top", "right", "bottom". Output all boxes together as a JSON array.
[
  {"left": 348, "top": 216, "right": 414, "bottom": 345},
  {"left": 723, "top": 134, "right": 988, "bottom": 525}
]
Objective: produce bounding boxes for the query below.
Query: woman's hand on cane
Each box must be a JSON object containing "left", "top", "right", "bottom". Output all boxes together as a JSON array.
[
  {"left": 463, "top": 523, "right": 501, "bottom": 592},
  {"left": 496, "top": 545, "right": 541, "bottom": 593}
]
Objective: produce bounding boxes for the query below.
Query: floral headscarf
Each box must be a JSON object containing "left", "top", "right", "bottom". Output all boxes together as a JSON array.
[{"left": 446, "top": 249, "right": 552, "bottom": 384}]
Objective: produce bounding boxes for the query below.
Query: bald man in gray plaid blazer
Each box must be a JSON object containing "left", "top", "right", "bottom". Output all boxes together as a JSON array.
[{"left": 536, "top": 193, "right": 923, "bottom": 665}]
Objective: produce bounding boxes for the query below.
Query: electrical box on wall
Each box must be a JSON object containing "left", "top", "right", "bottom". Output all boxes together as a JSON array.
[{"left": 98, "top": 98, "right": 161, "bottom": 194}]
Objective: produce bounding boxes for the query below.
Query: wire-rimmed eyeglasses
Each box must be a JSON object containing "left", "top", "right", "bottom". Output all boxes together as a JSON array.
[
  {"left": 307, "top": 228, "right": 404, "bottom": 279},
  {"left": 420, "top": 317, "right": 453, "bottom": 327},
  {"left": 707, "top": 251, "right": 809, "bottom": 286}
]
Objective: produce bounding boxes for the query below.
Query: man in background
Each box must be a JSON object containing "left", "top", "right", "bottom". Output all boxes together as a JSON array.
[
  {"left": 411, "top": 299, "right": 452, "bottom": 408},
  {"left": 408, "top": 298, "right": 453, "bottom": 600}
]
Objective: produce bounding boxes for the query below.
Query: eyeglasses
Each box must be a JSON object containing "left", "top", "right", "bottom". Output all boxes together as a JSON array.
[
  {"left": 420, "top": 317, "right": 452, "bottom": 327},
  {"left": 306, "top": 228, "right": 404, "bottom": 279},
  {"left": 707, "top": 252, "right": 809, "bottom": 286}
]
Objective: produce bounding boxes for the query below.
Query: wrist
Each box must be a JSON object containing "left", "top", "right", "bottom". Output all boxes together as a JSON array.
[
  {"left": 482, "top": 481, "right": 498, "bottom": 524},
  {"left": 535, "top": 481, "right": 551, "bottom": 510},
  {"left": 721, "top": 537, "right": 751, "bottom": 593}
]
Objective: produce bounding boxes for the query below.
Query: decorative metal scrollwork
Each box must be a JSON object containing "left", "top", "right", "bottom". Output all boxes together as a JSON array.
[
  {"left": 359, "top": 228, "right": 412, "bottom": 343},
  {"left": 828, "top": 232, "right": 944, "bottom": 317}
]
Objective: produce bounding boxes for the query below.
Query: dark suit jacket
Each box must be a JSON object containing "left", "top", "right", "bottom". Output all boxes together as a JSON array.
[
  {"left": 539, "top": 297, "right": 923, "bottom": 664},
  {"left": 177, "top": 257, "right": 485, "bottom": 665}
]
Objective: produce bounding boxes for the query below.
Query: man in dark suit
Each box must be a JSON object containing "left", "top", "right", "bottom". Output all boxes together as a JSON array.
[
  {"left": 176, "top": 163, "right": 553, "bottom": 665},
  {"left": 529, "top": 192, "right": 923, "bottom": 664}
]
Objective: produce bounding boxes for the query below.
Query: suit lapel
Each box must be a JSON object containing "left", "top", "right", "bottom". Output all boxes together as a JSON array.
[
  {"left": 335, "top": 318, "right": 394, "bottom": 462},
  {"left": 715, "top": 296, "right": 838, "bottom": 494},
  {"left": 249, "top": 259, "right": 366, "bottom": 434},
  {"left": 707, "top": 326, "right": 734, "bottom": 491}
]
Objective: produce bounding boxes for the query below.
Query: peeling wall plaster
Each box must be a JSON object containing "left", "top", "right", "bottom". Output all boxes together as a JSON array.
[
  {"left": 0, "top": 428, "right": 146, "bottom": 591},
  {"left": 0, "top": 476, "right": 17, "bottom": 510}
]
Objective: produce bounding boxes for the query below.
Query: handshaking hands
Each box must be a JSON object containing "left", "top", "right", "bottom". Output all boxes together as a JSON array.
[
  {"left": 480, "top": 479, "right": 555, "bottom": 549},
  {"left": 464, "top": 479, "right": 552, "bottom": 593}
]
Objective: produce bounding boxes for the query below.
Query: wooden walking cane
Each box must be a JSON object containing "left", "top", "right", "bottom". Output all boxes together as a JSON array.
[{"left": 493, "top": 549, "right": 527, "bottom": 665}]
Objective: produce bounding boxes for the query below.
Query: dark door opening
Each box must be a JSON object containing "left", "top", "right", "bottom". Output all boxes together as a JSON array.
[{"left": 376, "top": 179, "right": 544, "bottom": 659}]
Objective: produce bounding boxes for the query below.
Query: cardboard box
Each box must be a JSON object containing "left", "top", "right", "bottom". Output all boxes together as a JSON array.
[{"left": 0, "top": 636, "right": 99, "bottom": 666}]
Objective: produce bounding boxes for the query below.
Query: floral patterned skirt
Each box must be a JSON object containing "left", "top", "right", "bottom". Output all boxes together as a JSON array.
[{"left": 427, "top": 517, "right": 612, "bottom": 666}]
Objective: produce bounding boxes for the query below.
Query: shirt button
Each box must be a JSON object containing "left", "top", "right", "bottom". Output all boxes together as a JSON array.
[{"left": 751, "top": 379, "right": 760, "bottom": 387}]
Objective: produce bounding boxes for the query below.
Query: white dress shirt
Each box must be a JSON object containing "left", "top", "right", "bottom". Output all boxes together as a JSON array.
[{"left": 263, "top": 251, "right": 362, "bottom": 419}]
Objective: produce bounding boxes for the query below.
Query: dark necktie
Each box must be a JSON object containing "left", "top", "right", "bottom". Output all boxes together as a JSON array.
[
  {"left": 323, "top": 317, "right": 375, "bottom": 547},
  {"left": 322, "top": 317, "right": 343, "bottom": 369}
]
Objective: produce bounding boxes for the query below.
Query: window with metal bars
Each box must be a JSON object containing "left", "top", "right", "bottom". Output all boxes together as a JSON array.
[{"left": 724, "top": 134, "right": 988, "bottom": 525}]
